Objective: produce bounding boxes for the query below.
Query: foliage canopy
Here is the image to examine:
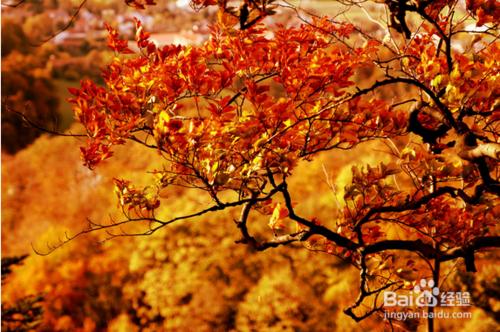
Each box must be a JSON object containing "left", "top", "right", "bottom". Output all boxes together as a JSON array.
[{"left": 25, "top": 0, "right": 500, "bottom": 328}]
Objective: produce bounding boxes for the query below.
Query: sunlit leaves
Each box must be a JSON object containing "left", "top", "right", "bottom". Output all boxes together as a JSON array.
[
  {"left": 105, "top": 23, "right": 134, "bottom": 54},
  {"left": 268, "top": 202, "right": 289, "bottom": 231},
  {"left": 114, "top": 178, "right": 160, "bottom": 212},
  {"left": 71, "top": 19, "right": 402, "bottom": 183},
  {"left": 466, "top": 0, "right": 500, "bottom": 26},
  {"left": 66, "top": 7, "right": 500, "bottom": 323}
]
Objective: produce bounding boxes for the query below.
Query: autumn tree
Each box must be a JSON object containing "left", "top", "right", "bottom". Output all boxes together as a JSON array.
[
  {"left": 1, "top": 16, "right": 61, "bottom": 154},
  {"left": 41, "top": 0, "right": 500, "bottom": 330},
  {"left": 1, "top": 255, "right": 44, "bottom": 332}
]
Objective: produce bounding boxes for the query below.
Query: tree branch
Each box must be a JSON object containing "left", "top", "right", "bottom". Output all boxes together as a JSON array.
[
  {"left": 254, "top": 231, "right": 311, "bottom": 251},
  {"left": 29, "top": 0, "right": 88, "bottom": 46},
  {"left": 440, "top": 236, "right": 500, "bottom": 272},
  {"left": 279, "top": 179, "right": 359, "bottom": 251},
  {"left": 354, "top": 186, "right": 479, "bottom": 230},
  {"left": 352, "top": 78, "right": 457, "bottom": 129},
  {"left": 5, "top": 106, "right": 86, "bottom": 137},
  {"left": 344, "top": 253, "right": 397, "bottom": 322},
  {"left": 364, "top": 239, "right": 437, "bottom": 257}
]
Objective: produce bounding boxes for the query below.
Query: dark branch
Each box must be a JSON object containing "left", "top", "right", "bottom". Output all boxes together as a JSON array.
[
  {"left": 280, "top": 179, "right": 359, "bottom": 251},
  {"left": 352, "top": 77, "right": 457, "bottom": 130},
  {"left": 29, "top": 0, "right": 88, "bottom": 46},
  {"left": 251, "top": 231, "right": 310, "bottom": 251},
  {"left": 5, "top": 106, "right": 86, "bottom": 138},
  {"left": 407, "top": 102, "right": 450, "bottom": 150},
  {"left": 354, "top": 186, "right": 480, "bottom": 230},
  {"left": 440, "top": 236, "right": 500, "bottom": 272}
]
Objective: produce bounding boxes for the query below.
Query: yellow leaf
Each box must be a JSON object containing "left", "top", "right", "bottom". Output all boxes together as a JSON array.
[
  {"left": 133, "top": 70, "right": 141, "bottom": 80},
  {"left": 311, "top": 101, "right": 321, "bottom": 114},
  {"left": 155, "top": 111, "right": 170, "bottom": 135},
  {"left": 253, "top": 136, "right": 268, "bottom": 149},
  {"left": 445, "top": 84, "right": 459, "bottom": 103},
  {"left": 268, "top": 203, "right": 289, "bottom": 231},
  {"left": 401, "top": 57, "right": 410, "bottom": 67},
  {"left": 401, "top": 146, "right": 416, "bottom": 158},
  {"left": 211, "top": 161, "right": 219, "bottom": 173},
  {"left": 450, "top": 66, "right": 461, "bottom": 81},
  {"left": 430, "top": 75, "right": 442, "bottom": 88}
]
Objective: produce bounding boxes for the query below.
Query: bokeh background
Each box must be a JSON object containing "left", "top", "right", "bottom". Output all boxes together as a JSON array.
[{"left": 2, "top": 1, "right": 499, "bottom": 331}]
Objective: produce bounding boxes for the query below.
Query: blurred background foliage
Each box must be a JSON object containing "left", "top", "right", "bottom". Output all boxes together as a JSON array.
[
  {"left": 1, "top": 133, "right": 374, "bottom": 331},
  {"left": 3, "top": 133, "right": 499, "bottom": 331},
  {"left": 2, "top": 0, "right": 499, "bottom": 331}
]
